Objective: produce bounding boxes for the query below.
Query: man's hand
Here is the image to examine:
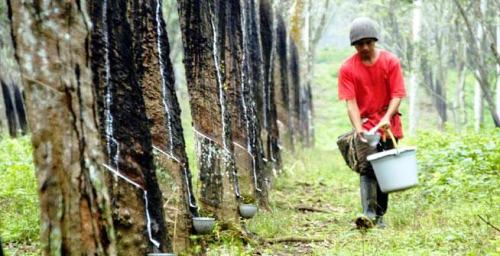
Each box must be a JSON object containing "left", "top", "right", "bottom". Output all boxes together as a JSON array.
[
  {"left": 372, "top": 97, "right": 402, "bottom": 133},
  {"left": 356, "top": 129, "right": 369, "bottom": 143},
  {"left": 372, "top": 116, "right": 390, "bottom": 133}
]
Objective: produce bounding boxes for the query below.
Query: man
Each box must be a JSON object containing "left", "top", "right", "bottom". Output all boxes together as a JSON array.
[{"left": 337, "top": 17, "right": 406, "bottom": 228}]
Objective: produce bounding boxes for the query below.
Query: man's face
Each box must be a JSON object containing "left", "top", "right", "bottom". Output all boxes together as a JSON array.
[{"left": 354, "top": 38, "right": 376, "bottom": 60}]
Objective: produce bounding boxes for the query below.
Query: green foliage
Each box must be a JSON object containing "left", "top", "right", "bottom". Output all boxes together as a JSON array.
[
  {"left": 0, "top": 135, "right": 40, "bottom": 248},
  {"left": 240, "top": 131, "right": 498, "bottom": 254},
  {"left": 408, "top": 129, "right": 500, "bottom": 203}
]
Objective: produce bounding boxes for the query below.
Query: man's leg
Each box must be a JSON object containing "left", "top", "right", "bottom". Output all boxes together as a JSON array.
[
  {"left": 360, "top": 173, "right": 378, "bottom": 221},
  {"left": 375, "top": 182, "right": 388, "bottom": 228}
]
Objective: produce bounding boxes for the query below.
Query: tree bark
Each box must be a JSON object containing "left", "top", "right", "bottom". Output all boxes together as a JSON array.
[
  {"left": 474, "top": 83, "right": 484, "bottom": 131},
  {"left": 89, "top": 0, "right": 171, "bottom": 253},
  {"left": 289, "top": 0, "right": 307, "bottom": 147},
  {"left": 274, "top": 13, "right": 293, "bottom": 150},
  {"left": 454, "top": 57, "right": 467, "bottom": 128},
  {"left": 434, "top": 32, "right": 448, "bottom": 130},
  {"left": 408, "top": 0, "right": 421, "bottom": 135},
  {"left": 259, "top": 0, "right": 282, "bottom": 171},
  {"left": 177, "top": 0, "right": 240, "bottom": 221},
  {"left": 239, "top": 0, "right": 270, "bottom": 209},
  {"left": 453, "top": 0, "right": 500, "bottom": 127},
  {"left": 129, "top": 0, "right": 197, "bottom": 252},
  {"left": 288, "top": 40, "right": 301, "bottom": 149},
  {"left": 496, "top": 15, "right": 500, "bottom": 125},
  {"left": 0, "top": 3, "right": 27, "bottom": 137},
  {"left": 0, "top": 81, "right": 6, "bottom": 135},
  {"left": 0, "top": 82, "right": 18, "bottom": 136},
  {"left": 304, "top": 0, "right": 331, "bottom": 147},
  {"left": 7, "top": 0, "right": 116, "bottom": 254}
]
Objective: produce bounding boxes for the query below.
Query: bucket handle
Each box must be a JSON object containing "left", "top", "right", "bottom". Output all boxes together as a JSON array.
[{"left": 381, "top": 125, "right": 399, "bottom": 153}]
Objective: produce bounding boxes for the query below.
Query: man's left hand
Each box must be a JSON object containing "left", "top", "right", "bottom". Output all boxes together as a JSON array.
[{"left": 372, "top": 116, "right": 390, "bottom": 133}]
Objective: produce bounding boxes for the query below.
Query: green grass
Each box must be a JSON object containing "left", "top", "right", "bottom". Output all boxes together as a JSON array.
[
  {"left": 237, "top": 135, "right": 497, "bottom": 254},
  {"left": 0, "top": 135, "right": 40, "bottom": 255}
]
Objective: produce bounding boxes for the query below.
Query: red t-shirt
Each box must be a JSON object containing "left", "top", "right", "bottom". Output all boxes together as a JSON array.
[{"left": 338, "top": 50, "right": 406, "bottom": 138}]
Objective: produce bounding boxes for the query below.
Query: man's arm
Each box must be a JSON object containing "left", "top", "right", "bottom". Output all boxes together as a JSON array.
[
  {"left": 372, "top": 97, "right": 402, "bottom": 131},
  {"left": 346, "top": 99, "right": 367, "bottom": 142}
]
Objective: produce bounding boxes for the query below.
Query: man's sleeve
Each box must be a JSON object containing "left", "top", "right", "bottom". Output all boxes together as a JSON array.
[
  {"left": 389, "top": 58, "right": 406, "bottom": 98},
  {"left": 338, "top": 65, "right": 355, "bottom": 100}
]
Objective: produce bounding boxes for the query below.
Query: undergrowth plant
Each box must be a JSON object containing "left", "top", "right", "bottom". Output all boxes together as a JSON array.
[{"left": 0, "top": 135, "right": 39, "bottom": 249}]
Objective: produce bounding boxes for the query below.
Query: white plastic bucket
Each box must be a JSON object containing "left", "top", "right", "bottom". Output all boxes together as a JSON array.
[{"left": 367, "top": 147, "right": 418, "bottom": 193}]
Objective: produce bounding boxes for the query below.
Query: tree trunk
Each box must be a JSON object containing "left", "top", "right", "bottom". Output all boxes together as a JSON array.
[
  {"left": 259, "top": 0, "right": 282, "bottom": 171},
  {"left": 0, "top": 4, "right": 27, "bottom": 137},
  {"left": 474, "top": 82, "right": 484, "bottom": 131},
  {"left": 0, "top": 2, "right": 16, "bottom": 136},
  {"left": 274, "top": 13, "right": 293, "bottom": 150},
  {"left": 453, "top": 17, "right": 467, "bottom": 128},
  {"left": 177, "top": 0, "right": 240, "bottom": 221},
  {"left": 89, "top": 0, "right": 171, "bottom": 253},
  {"left": 239, "top": 0, "right": 270, "bottom": 209},
  {"left": 289, "top": 0, "right": 310, "bottom": 147},
  {"left": 408, "top": 0, "right": 421, "bottom": 135},
  {"left": 496, "top": 15, "right": 500, "bottom": 124},
  {"left": 7, "top": 1, "right": 116, "bottom": 254},
  {"left": 454, "top": 0, "right": 500, "bottom": 128},
  {"left": 0, "top": 80, "right": 6, "bottom": 135},
  {"left": 474, "top": 0, "right": 485, "bottom": 131},
  {"left": 0, "top": 82, "right": 18, "bottom": 137},
  {"left": 454, "top": 58, "right": 466, "bottom": 128},
  {"left": 288, "top": 40, "right": 301, "bottom": 150},
  {"left": 304, "top": 0, "right": 332, "bottom": 147},
  {"left": 129, "top": 0, "right": 197, "bottom": 252}
]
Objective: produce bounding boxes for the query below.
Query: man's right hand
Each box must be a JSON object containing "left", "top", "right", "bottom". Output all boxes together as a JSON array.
[{"left": 356, "top": 129, "right": 368, "bottom": 143}]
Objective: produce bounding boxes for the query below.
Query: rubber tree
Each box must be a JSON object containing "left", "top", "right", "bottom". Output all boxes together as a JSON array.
[
  {"left": 454, "top": 0, "right": 500, "bottom": 128},
  {"left": 407, "top": 0, "right": 422, "bottom": 135},
  {"left": 273, "top": 11, "right": 293, "bottom": 151},
  {"left": 259, "top": 0, "right": 282, "bottom": 172},
  {"left": 0, "top": 81, "right": 28, "bottom": 137},
  {"left": 0, "top": 0, "right": 27, "bottom": 137},
  {"left": 237, "top": 0, "right": 270, "bottom": 209},
  {"left": 89, "top": 0, "right": 172, "bottom": 253},
  {"left": 7, "top": 1, "right": 116, "bottom": 254},
  {"left": 177, "top": 0, "right": 241, "bottom": 221},
  {"left": 129, "top": 0, "right": 198, "bottom": 252},
  {"left": 497, "top": 14, "right": 500, "bottom": 121},
  {"left": 288, "top": 0, "right": 305, "bottom": 148},
  {"left": 288, "top": 0, "right": 331, "bottom": 147}
]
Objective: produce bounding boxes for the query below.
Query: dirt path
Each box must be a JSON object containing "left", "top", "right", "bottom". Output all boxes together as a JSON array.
[{"left": 243, "top": 149, "right": 368, "bottom": 255}]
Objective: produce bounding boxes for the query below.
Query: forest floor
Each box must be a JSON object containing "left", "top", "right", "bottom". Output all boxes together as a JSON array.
[
  {"left": 202, "top": 142, "right": 498, "bottom": 255},
  {"left": 1, "top": 133, "right": 498, "bottom": 255}
]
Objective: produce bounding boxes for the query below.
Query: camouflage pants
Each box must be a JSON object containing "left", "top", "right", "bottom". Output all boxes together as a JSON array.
[{"left": 337, "top": 131, "right": 396, "bottom": 176}]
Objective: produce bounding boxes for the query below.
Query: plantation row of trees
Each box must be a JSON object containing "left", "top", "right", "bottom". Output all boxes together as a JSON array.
[
  {"left": 344, "top": 0, "right": 500, "bottom": 132},
  {"left": 0, "top": 4, "right": 27, "bottom": 138},
  {"left": 0, "top": 0, "right": 331, "bottom": 254}
]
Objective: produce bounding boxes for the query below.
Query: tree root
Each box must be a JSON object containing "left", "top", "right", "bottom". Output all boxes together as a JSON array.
[
  {"left": 295, "top": 205, "right": 330, "bottom": 213},
  {"left": 266, "top": 237, "right": 326, "bottom": 244},
  {"left": 478, "top": 215, "right": 500, "bottom": 232}
]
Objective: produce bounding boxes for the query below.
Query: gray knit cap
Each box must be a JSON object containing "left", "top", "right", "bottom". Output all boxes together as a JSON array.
[{"left": 349, "top": 17, "right": 379, "bottom": 45}]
